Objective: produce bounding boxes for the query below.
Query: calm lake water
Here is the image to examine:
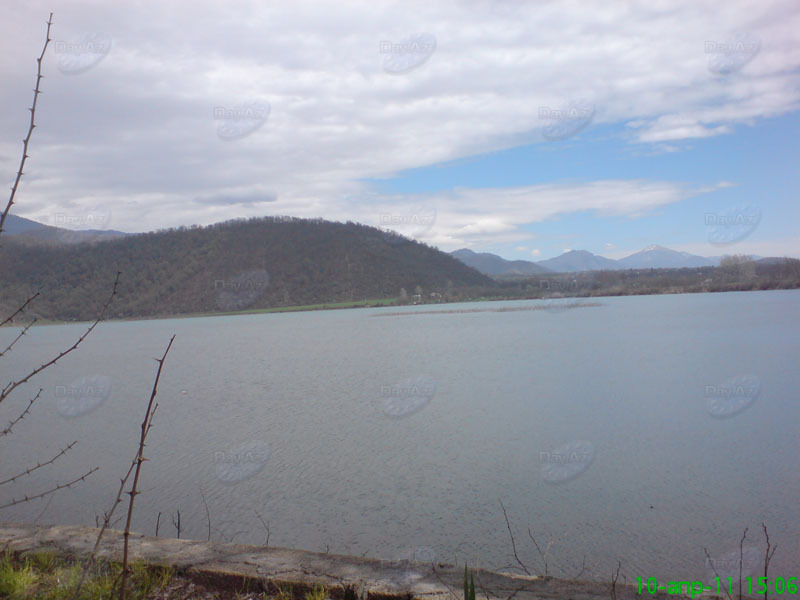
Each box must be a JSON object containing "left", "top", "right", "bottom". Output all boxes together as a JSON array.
[{"left": 2, "top": 290, "right": 798, "bottom": 583}]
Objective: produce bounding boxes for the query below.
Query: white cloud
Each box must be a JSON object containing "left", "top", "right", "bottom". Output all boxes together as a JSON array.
[
  {"left": 343, "top": 179, "right": 714, "bottom": 250},
  {"left": 1, "top": 0, "right": 798, "bottom": 243}
]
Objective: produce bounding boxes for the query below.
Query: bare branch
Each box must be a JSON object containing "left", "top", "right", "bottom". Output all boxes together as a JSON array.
[
  {"left": 473, "top": 570, "right": 493, "bottom": 600},
  {"left": 33, "top": 494, "right": 54, "bottom": 524},
  {"left": 575, "top": 554, "right": 587, "bottom": 579},
  {"left": 526, "top": 527, "right": 548, "bottom": 577},
  {"left": 0, "top": 440, "right": 78, "bottom": 485},
  {"left": 94, "top": 512, "right": 122, "bottom": 530},
  {"left": 430, "top": 563, "right": 460, "bottom": 600},
  {"left": 70, "top": 339, "right": 172, "bottom": 600},
  {"left": 498, "top": 499, "right": 530, "bottom": 576},
  {"left": 0, "top": 318, "right": 37, "bottom": 357},
  {"left": 704, "top": 547, "right": 733, "bottom": 600},
  {"left": 254, "top": 510, "right": 271, "bottom": 547},
  {"left": 762, "top": 523, "right": 777, "bottom": 600},
  {"left": 0, "top": 389, "right": 42, "bottom": 437},
  {"left": 119, "top": 336, "right": 175, "bottom": 600},
  {"left": 200, "top": 487, "right": 212, "bottom": 541},
  {"left": 502, "top": 581, "right": 539, "bottom": 600},
  {"left": 0, "top": 13, "right": 53, "bottom": 238},
  {"left": 0, "top": 467, "right": 98, "bottom": 509},
  {"left": 739, "top": 528, "right": 748, "bottom": 600},
  {"left": 172, "top": 510, "right": 182, "bottom": 539},
  {"left": 211, "top": 526, "right": 247, "bottom": 543},
  {"left": 0, "top": 272, "right": 120, "bottom": 406},
  {"left": 0, "top": 293, "right": 40, "bottom": 327},
  {"left": 610, "top": 560, "right": 621, "bottom": 600}
]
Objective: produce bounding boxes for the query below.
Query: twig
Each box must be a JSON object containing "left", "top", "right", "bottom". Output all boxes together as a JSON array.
[
  {"left": 33, "top": 494, "right": 54, "bottom": 524},
  {"left": 704, "top": 547, "right": 733, "bottom": 600},
  {"left": 92, "top": 513, "right": 120, "bottom": 530},
  {"left": 213, "top": 527, "right": 247, "bottom": 543},
  {"left": 68, "top": 357, "right": 164, "bottom": 600},
  {"left": 526, "top": 526, "right": 548, "bottom": 577},
  {"left": 0, "top": 389, "right": 42, "bottom": 437},
  {"left": 503, "top": 581, "right": 538, "bottom": 600},
  {"left": 0, "top": 440, "right": 78, "bottom": 485},
  {"left": 499, "top": 499, "right": 530, "bottom": 575},
  {"left": 473, "top": 565, "right": 540, "bottom": 600},
  {"left": 610, "top": 560, "right": 621, "bottom": 600},
  {"left": 0, "top": 467, "right": 98, "bottom": 509},
  {"left": 155, "top": 512, "right": 161, "bottom": 536},
  {"left": 172, "top": 509, "right": 182, "bottom": 539},
  {"left": 473, "top": 569, "right": 493, "bottom": 600},
  {"left": 739, "top": 528, "right": 748, "bottom": 600},
  {"left": 71, "top": 459, "right": 138, "bottom": 600},
  {"left": 430, "top": 563, "right": 459, "bottom": 600},
  {"left": 254, "top": 510, "right": 271, "bottom": 547},
  {"left": 119, "top": 336, "right": 174, "bottom": 600},
  {"left": 575, "top": 554, "right": 587, "bottom": 579},
  {"left": 762, "top": 523, "right": 776, "bottom": 600},
  {"left": 0, "top": 272, "right": 121, "bottom": 406},
  {"left": 0, "top": 13, "right": 52, "bottom": 237},
  {"left": 0, "top": 318, "right": 37, "bottom": 356},
  {"left": 200, "top": 487, "right": 212, "bottom": 541},
  {"left": 0, "top": 293, "right": 39, "bottom": 327}
]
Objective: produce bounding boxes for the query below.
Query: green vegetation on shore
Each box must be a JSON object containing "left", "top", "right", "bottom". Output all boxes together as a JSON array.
[
  {"left": 0, "top": 550, "right": 335, "bottom": 600},
  {"left": 1, "top": 217, "right": 798, "bottom": 324},
  {"left": 0, "top": 551, "right": 172, "bottom": 600},
  {"left": 0, "top": 216, "right": 492, "bottom": 322}
]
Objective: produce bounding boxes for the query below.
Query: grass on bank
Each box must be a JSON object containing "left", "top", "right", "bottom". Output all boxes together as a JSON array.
[
  {"left": 0, "top": 550, "right": 171, "bottom": 599},
  {"left": 0, "top": 550, "right": 336, "bottom": 600}
]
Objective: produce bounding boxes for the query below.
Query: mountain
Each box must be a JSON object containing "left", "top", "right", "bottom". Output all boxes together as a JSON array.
[
  {"left": 0, "top": 213, "right": 128, "bottom": 245},
  {"left": 451, "top": 244, "right": 786, "bottom": 276},
  {"left": 450, "top": 249, "right": 551, "bottom": 276},
  {"left": 754, "top": 256, "right": 791, "bottom": 265},
  {"left": 616, "top": 245, "right": 715, "bottom": 269},
  {"left": 535, "top": 250, "right": 620, "bottom": 273},
  {"left": 0, "top": 216, "right": 496, "bottom": 321},
  {"left": 1, "top": 214, "right": 48, "bottom": 235}
]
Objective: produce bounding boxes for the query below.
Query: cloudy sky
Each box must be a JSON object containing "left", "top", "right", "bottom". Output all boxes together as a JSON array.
[{"left": 1, "top": 0, "right": 798, "bottom": 260}]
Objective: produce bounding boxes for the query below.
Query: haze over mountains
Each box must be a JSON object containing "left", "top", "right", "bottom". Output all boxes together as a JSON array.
[{"left": 451, "top": 245, "right": 771, "bottom": 275}]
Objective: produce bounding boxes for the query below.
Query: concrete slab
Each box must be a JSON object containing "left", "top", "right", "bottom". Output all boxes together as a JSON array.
[{"left": 0, "top": 522, "right": 697, "bottom": 600}]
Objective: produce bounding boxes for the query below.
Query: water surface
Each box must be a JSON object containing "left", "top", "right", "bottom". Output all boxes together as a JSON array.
[{"left": 1, "top": 290, "right": 797, "bottom": 582}]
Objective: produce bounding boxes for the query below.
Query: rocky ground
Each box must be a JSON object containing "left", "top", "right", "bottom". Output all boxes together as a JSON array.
[{"left": 1, "top": 522, "right": 706, "bottom": 600}]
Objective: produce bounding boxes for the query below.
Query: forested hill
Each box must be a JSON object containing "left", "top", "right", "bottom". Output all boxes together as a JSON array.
[{"left": 0, "top": 216, "right": 495, "bottom": 321}]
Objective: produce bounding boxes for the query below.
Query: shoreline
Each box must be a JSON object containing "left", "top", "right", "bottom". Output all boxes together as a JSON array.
[
  {"left": 0, "top": 522, "right": 701, "bottom": 600},
  {"left": 12, "top": 285, "right": 798, "bottom": 328}
]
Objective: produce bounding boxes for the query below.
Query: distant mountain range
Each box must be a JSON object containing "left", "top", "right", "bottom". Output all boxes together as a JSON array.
[
  {"left": 1, "top": 214, "right": 128, "bottom": 244},
  {"left": 617, "top": 245, "right": 721, "bottom": 269},
  {"left": 450, "top": 249, "right": 552, "bottom": 276},
  {"left": 452, "top": 245, "right": 775, "bottom": 275},
  {"left": 537, "top": 249, "right": 620, "bottom": 272},
  {"left": 0, "top": 214, "right": 782, "bottom": 276}
]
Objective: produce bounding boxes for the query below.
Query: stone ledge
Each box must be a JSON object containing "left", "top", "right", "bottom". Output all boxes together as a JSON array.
[{"left": 0, "top": 522, "right": 692, "bottom": 600}]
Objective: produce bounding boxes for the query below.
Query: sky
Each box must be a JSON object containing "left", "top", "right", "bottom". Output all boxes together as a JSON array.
[{"left": 1, "top": 0, "right": 798, "bottom": 261}]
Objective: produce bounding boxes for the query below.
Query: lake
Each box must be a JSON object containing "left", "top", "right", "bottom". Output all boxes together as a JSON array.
[{"left": 1, "top": 290, "right": 798, "bottom": 583}]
